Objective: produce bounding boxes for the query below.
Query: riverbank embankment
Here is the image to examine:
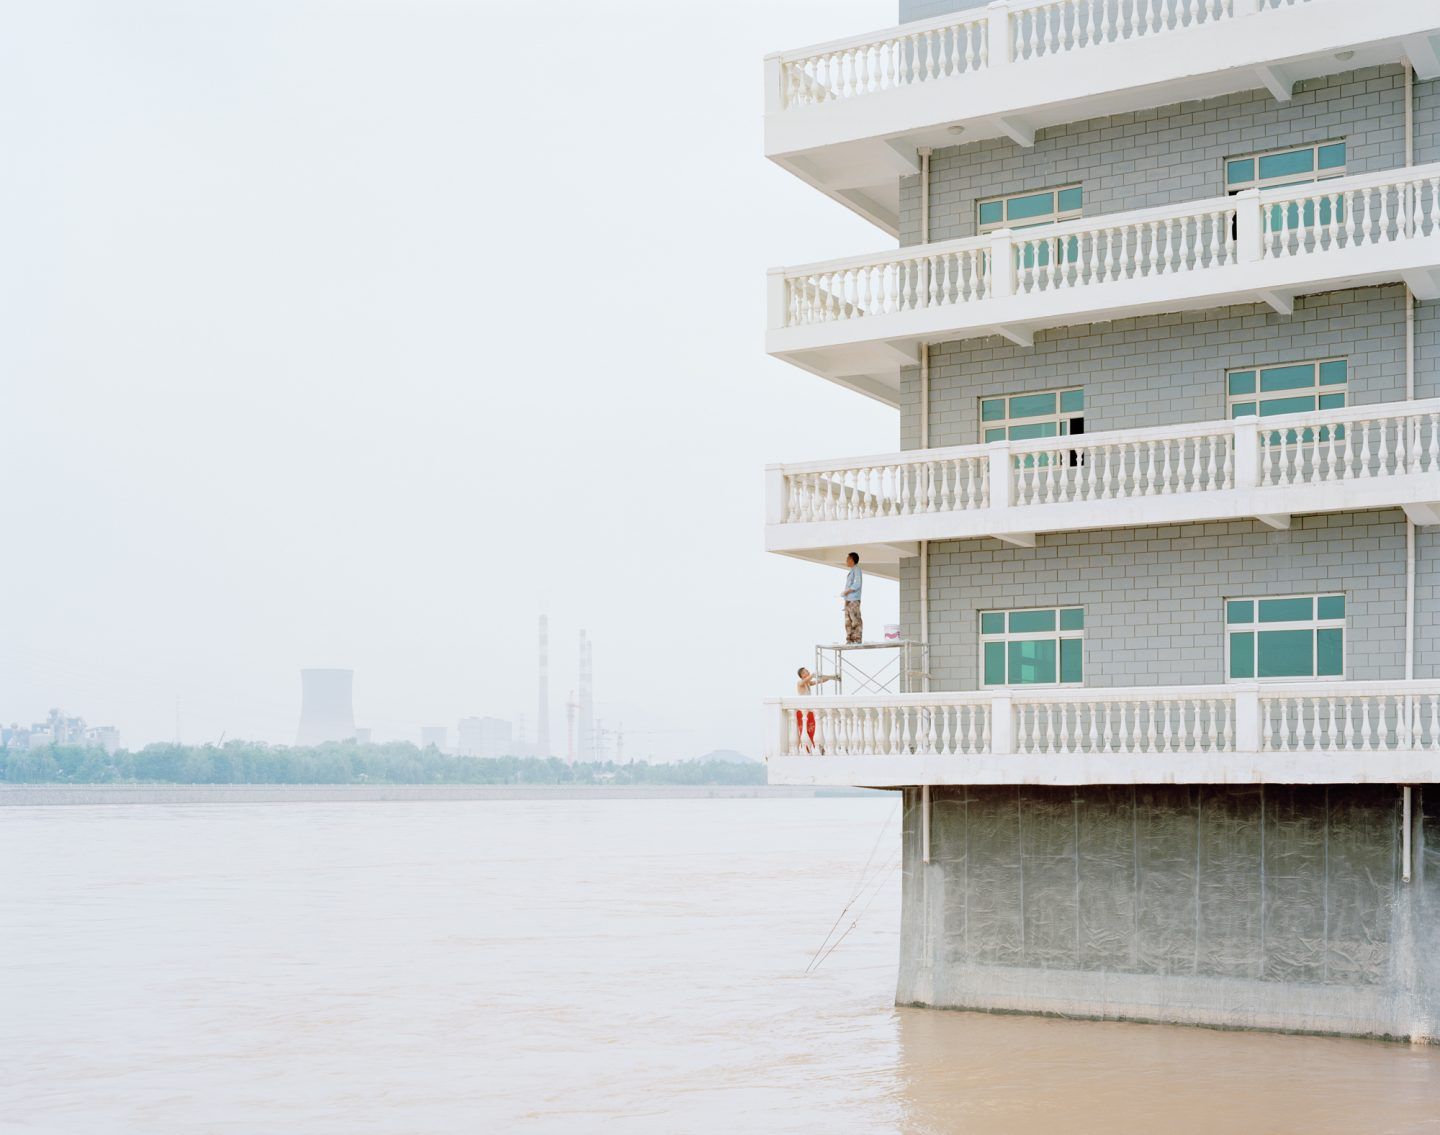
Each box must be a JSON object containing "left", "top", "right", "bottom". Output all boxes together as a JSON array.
[{"left": 0, "top": 784, "right": 882, "bottom": 806}]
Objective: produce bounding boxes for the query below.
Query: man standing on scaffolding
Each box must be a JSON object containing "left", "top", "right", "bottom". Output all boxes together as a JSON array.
[{"left": 841, "top": 552, "right": 863, "bottom": 644}]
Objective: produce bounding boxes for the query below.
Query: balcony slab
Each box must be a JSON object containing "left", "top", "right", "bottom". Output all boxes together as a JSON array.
[
  {"left": 767, "top": 0, "right": 1440, "bottom": 235},
  {"left": 769, "top": 231, "right": 1440, "bottom": 406},
  {"left": 768, "top": 750, "right": 1440, "bottom": 788}
]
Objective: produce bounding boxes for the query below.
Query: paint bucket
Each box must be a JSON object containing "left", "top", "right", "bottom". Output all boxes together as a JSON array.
[{"left": 884, "top": 624, "right": 901, "bottom": 640}]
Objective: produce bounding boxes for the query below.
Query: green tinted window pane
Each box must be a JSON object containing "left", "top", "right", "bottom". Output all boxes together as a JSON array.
[
  {"left": 1259, "top": 148, "right": 1314, "bottom": 180},
  {"left": 1009, "top": 421, "right": 1058, "bottom": 441},
  {"left": 1317, "top": 594, "right": 1345, "bottom": 620},
  {"left": 1059, "top": 608, "right": 1084, "bottom": 630},
  {"left": 1231, "top": 402, "right": 1256, "bottom": 418},
  {"left": 1228, "top": 370, "right": 1256, "bottom": 395},
  {"left": 1316, "top": 628, "right": 1343, "bottom": 676},
  {"left": 985, "top": 427, "right": 1007, "bottom": 442},
  {"left": 1008, "top": 639, "right": 1057, "bottom": 685},
  {"left": 1318, "top": 393, "right": 1345, "bottom": 410},
  {"left": 1226, "top": 158, "right": 1255, "bottom": 185},
  {"left": 1009, "top": 392, "right": 1057, "bottom": 419},
  {"left": 1227, "top": 600, "right": 1254, "bottom": 624},
  {"left": 1257, "top": 629, "right": 1313, "bottom": 678},
  {"left": 983, "top": 641, "right": 1006, "bottom": 685},
  {"left": 1318, "top": 359, "right": 1348, "bottom": 385},
  {"left": 1317, "top": 142, "right": 1346, "bottom": 170},
  {"left": 1056, "top": 186, "right": 1083, "bottom": 212},
  {"left": 1259, "top": 395, "right": 1316, "bottom": 417},
  {"left": 1229, "top": 632, "right": 1255, "bottom": 678},
  {"left": 1259, "top": 363, "right": 1316, "bottom": 392},
  {"left": 1059, "top": 638, "right": 1083, "bottom": 684},
  {"left": 980, "top": 612, "right": 1005, "bottom": 634},
  {"left": 981, "top": 398, "right": 1006, "bottom": 421},
  {"left": 1059, "top": 389, "right": 1084, "bottom": 413},
  {"left": 1007, "top": 191, "right": 1055, "bottom": 221},
  {"left": 1008, "top": 609, "right": 1057, "bottom": 634},
  {"left": 979, "top": 201, "right": 1004, "bottom": 225},
  {"left": 1259, "top": 597, "right": 1313, "bottom": 622}
]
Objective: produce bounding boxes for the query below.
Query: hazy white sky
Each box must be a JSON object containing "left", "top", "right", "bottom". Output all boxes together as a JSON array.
[{"left": 0, "top": 0, "right": 902, "bottom": 758}]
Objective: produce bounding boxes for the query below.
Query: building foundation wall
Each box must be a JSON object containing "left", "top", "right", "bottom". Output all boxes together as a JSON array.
[{"left": 897, "top": 784, "right": 1440, "bottom": 1040}]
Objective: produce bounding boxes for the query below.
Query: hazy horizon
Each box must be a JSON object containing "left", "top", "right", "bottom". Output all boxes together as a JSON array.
[{"left": 1, "top": 0, "right": 900, "bottom": 758}]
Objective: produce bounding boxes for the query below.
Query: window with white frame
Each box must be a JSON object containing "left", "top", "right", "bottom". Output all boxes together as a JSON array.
[
  {"left": 980, "top": 387, "right": 1085, "bottom": 443},
  {"left": 978, "top": 185, "right": 1083, "bottom": 270},
  {"left": 1226, "top": 594, "right": 1345, "bottom": 681},
  {"left": 1224, "top": 141, "right": 1346, "bottom": 194},
  {"left": 977, "top": 185, "right": 1084, "bottom": 233},
  {"left": 1226, "top": 358, "right": 1348, "bottom": 420},
  {"left": 980, "top": 606, "right": 1084, "bottom": 687},
  {"left": 1225, "top": 142, "right": 1347, "bottom": 235}
]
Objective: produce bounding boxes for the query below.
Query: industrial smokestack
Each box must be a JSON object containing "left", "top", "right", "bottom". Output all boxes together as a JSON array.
[
  {"left": 536, "top": 614, "right": 551, "bottom": 759},
  {"left": 296, "top": 669, "right": 356, "bottom": 745},
  {"left": 578, "top": 631, "right": 594, "bottom": 761}
]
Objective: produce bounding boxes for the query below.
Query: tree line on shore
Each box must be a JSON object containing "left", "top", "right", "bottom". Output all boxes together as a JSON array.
[{"left": 0, "top": 741, "right": 766, "bottom": 786}]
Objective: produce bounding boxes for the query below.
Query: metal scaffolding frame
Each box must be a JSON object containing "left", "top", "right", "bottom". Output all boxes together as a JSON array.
[{"left": 813, "top": 639, "right": 928, "bottom": 696}]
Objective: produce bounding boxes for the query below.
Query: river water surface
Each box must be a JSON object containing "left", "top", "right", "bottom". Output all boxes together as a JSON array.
[{"left": 3, "top": 797, "right": 1439, "bottom": 1133}]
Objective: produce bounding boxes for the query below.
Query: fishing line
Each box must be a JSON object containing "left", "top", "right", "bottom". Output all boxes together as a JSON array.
[
  {"left": 808, "top": 855, "right": 902, "bottom": 973},
  {"left": 804, "top": 798, "right": 899, "bottom": 973}
]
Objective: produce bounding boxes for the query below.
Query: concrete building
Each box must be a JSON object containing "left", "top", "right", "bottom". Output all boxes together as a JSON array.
[
  {"left": 457, "top": 715, "right": 512, "bottom": 758},
  {"left": 296, "top": 669, "right": 356, "bottom": 745},
  {"left": 84, "top": 726, "right": 121, "bottom": 754},
  {"left": 763, "top": 0, "right": 1440, "bottom": 1040},
  {"left": 1, "top": 709, "right": 114, "bottom": 751}
]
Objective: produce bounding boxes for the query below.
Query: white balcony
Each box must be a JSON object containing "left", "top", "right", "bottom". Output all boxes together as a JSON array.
[
  {"left": 766, "top": 399, "right": 1440, "bottom": 577},
  {"left": 765, "top": 0, "right": 1440, "bottom": 234},
  {"left": 767, "top": 165, "right": 1440, "bottom": 404},
  {"left": 766, "top": 681, "right": 1440, "bottom": 787}
]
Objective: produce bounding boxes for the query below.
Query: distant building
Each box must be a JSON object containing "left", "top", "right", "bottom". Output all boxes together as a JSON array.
[
  {"left": 419, "top": 726, "right": 448, "bottom": 752},
  {"left": 2, "top": 709, "right": 110, "bottom": 750},
  {"left": 457, "top": 716, "right": 512, "bottom": 758},
  {"left": 84, "top": 726, "right": 122, "bottom": 754}
]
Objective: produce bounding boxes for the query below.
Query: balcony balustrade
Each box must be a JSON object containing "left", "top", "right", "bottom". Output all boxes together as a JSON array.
[
  {"left": 766, "top": 398, "right": 1440, "bottom": 574},
  {"left": 768, "top": 164, "right": 1440, "bottom": 404},
  {"left": 765, "top": 0, "right": 1440, "bottom": 234},
  {"left": 766, "top": 680, "right": 1440, "bottom": 786}
]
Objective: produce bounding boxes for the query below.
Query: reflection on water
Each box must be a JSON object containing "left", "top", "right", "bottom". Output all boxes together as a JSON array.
[
  {"left": 0, "top": 797, "right": 1436, "bottom": 1134},
  {"left": 896, "top": 1009, "right": 1440, "bottom": 1135}
]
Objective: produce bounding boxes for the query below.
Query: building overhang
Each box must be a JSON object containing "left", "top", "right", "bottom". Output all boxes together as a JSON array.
[
  {"left": 767, "top": 167, "right": 1440, "bottom": 405},
  {"left": 765, "top": 0, "right": 1440, "bottom": 235}
]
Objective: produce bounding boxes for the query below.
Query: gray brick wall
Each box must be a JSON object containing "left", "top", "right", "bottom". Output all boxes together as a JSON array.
[
  {"left": 874, "top": 34, "right": 1439, "bottom": 693},
  {"left": 900, "top": 512, "right": 1407, "bottom": 691},
  {"left": 899, "top": 68, "right": 1407, "bottom": 246},
  {"left": 899, "top": 0, "right": 985, "bottom": 22},
  {"left": 900, "top": 287, "right": 1411, "bottom": 450}
]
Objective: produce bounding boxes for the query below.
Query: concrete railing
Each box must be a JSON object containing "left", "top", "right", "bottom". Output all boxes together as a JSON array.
[
  {"left": 765, "top": 0, "right": 1304, "bottom": 112},
  {"left": 771, "top": 164, "right": 1440, "bottom": 330},
  {"left": 767, "top": 398, "right": 1440, "bottom": 529},
  {"left": 769, "top": 681, "right": 1440, "bottom": 758}
]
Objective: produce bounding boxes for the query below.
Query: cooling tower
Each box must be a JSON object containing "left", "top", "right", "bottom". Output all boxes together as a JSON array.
[
  {"left": 536, "top": 615, "right": 551, "bottom": 759},
  {"left": 578, "top": 631, "right": 594, "bottom": 761},
  {"left": 296, "top": 668, "right": 356, "bottom": 745}
]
